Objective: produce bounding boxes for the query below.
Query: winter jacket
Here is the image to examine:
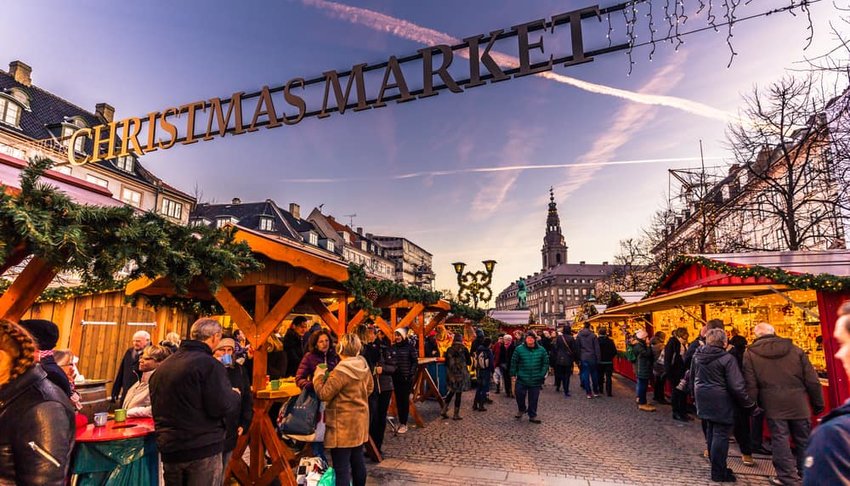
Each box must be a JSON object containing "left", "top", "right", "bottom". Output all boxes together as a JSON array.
[
  {"left": 0, "top": 365, "right": 75, "bottom": 486},
  {"left": 295, "top": 349, "right": 340, "bottom": 391},
  {"left": 362, "top": 340, "right": 396, "bottom": 394},
  {"left": 576, "top": 328, "right": 601, "bottom": 362},
  {"left": 495, "top": 342, "right": 515, "bottom": 369},
  {"left": 684, "top": 338, "right": 704, "bottom": 370},
  {"left": 266, "top": 332, "right": 287, "bottom": 379},
  {"left": 150, "top": 340, "right": 240, "bottom": 463},
  {"left": 424, "top": 337, "right": 440, "bottom": 358},
  {"left": 691, "top": 344, "right": 754, "bottom": 424},
  {"left": 223, "top": 363, "right": 253, "bottom": 453},
  {"left": 474, "top": 345, "right": 495, "bottom": 373},
  {"left": 283, "top": 328, "right": 305, "bottom": 377},
  {"left": 510, "top": 342, "right": 550, "bottom": 387},
  {"left": 728, "top": 335, "right": 748, "bottom": 369},
  {"left": 391, "top": 340, "right": 418, "bottom": 382},
  {"left": 628, "top": 340, "right": 654, "bottom": 379},
  {"left": 650, "top": 336, "right": 665, "bottom": 373},
  {"left": 112, "top": 347, "right": 143, "bottom": 402},
  {"left": 313, "top": 355, "right": 374, "bottom": 448},
  {"left": 803, "top": 399, "right": 850, "bottom": 486},
  {"left": 743, "top": 334, "right": 824, "bottom": 419},
  {"left": 445, "top": 343, "right": 471, "bottom": 392},
  {"left": 598, "top": 336, "right": 617, "bottom": 363},
  {"left": 664, "top": 337, "right": 687, "bottom": 383},
  {"left": 122, "top": 370, "right": 153, "bottom": 418},
  {"left": 553, "top": 334, "right": 579, "bottom": 367}
]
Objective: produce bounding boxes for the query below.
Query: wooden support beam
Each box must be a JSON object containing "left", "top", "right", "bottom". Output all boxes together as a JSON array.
[
  {"left": 424, "top": 310, "right": 449, "bottom": 336},
  {"left": 337, "top": 293, "right": 347, "bottom": 334},
  {"left": 0, "top": 256, "right": 59, "bottom": 322},
  {"left": 256, "top": 284, "right": 270, "bottom": 322},
  {"left": 373, "top": 317, "right": 394, "bottom": 340},
  {"left": 307, "top": 296, "right": 342, "bottom": 337},
  {"left": 396, "top": 303, "right": 425, "bottom": 330},
  {"left": 390, "top": 308, "right": 397, "bottom": 329},
  {"left": 346, "top": 309, "right": 366, "bottom": 332},
  {"left": 215, "top": 286, "right": 258, "bottom": 338}
]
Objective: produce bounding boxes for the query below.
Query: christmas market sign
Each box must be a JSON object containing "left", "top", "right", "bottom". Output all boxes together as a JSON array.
[
  {"left": 63, "top": 0, "right": 814, "bottom": 166},
  {"left": 65, "top": 3, "right": 612, "bottom": 166}
]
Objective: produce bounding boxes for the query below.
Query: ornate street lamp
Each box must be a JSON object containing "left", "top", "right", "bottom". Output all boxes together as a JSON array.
[{"left": 452, "top": 260, "right": 497, "bottom": 309}]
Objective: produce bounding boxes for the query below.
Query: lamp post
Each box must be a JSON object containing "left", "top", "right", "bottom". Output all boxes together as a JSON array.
[{"left": 451, "top": 260, "right": 497, "bottom": 309}]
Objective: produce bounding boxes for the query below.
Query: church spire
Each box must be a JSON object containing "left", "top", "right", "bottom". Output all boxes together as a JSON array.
[{"left": 542, "top": 187, "right": 568, "bottom": 270}]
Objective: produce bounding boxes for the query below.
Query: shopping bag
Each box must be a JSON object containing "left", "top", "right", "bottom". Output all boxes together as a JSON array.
[
  {"left": 317, "top": 467, "right": 336, "bottom": 486},
  {"left": 283, "top": 402, "right": 326, "bottom": 442},
  {"left": 280, "top": 388, "right": 320, "bottom": 436}
]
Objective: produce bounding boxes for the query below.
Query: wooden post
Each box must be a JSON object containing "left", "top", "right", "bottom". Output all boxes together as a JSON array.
[
  {"left": 338, "top": 294, "right": 347, "bottom": 335},
  {"left": 0, "top": 256, "right": 60, "bottom": 322}
]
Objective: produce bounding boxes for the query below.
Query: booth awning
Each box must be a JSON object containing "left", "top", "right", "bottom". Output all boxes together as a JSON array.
[{"left": 606, "top": 284, "right": 792, "bottom": 314}]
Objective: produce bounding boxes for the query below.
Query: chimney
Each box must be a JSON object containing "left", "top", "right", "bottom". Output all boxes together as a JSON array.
[
  {"left": 603, "top": 261, "right": 608, "bottom": 265},
  {"left": 289, "top": 203, "right": 300, "bottom": 219},
  {"left": 580, "top": 261, "right": 585, "bottom": 265},
  {"left": 9, "top": 61, "right": 32, "bottom": 87},
  {"left": 356, "top": 227, "right": 363, "bottom": 235},
  {"left": 95, "top": 103, "right": 115, "bottom": 123},
  {"left": 231, "top": 197, "right": 241, "bottom": 205}
]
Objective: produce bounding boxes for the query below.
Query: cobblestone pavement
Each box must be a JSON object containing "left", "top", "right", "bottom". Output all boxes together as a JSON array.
[{"left": 366, "top": 374, "right": 776, "bottom": 486}]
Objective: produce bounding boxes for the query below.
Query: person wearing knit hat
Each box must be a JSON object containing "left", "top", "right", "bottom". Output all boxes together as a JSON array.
[
  {"left": 19, "top": 319, "right": 71, "bottom": 398},
  {"left": 495, "top": 333, "right": 517, "bottom": 397},
  {"left": 0, "top": 319, "right": 75, "bottom": 484},
  {"left": 510, "top": 329, "right": 550, "bottom": 423},
  {"left": 391, "top": 326, "right": 418, "bottom": 434},
  {"left": 213, "top": 336, "right": 253, "bottom": 471},
  {"left": 441, "top": 333, "right": 471, "bottom": 420}
]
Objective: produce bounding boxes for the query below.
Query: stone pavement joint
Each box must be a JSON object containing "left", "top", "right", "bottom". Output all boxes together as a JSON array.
[{"left": 367, "top": 374, "right": 775, "bottom": 486}]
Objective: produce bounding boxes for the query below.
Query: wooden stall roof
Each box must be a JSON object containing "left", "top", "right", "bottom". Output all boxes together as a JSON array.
[
  {"left": 605, "top": 284, "right": 792, "bottom": 315},
  {"left": 126, "top": 226, "right": 349, "bottom": 298}
]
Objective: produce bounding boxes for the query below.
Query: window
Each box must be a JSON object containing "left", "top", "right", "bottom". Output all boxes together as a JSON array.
[
  {"left": 259, "top": 216, "right": 274, "bottom": 231},
  {"left": 61, "top": 126, "right": 85, "bottom": 153},
  {"left": 216, "top": 216, "right": 238, "bottom": 228},
  {"left": 309, "top": 233, "right": 318, "bottom": 245},
  {"left": 115, "top": 155, "right": 135, "bottom": 173},
  {"left": 53, "top": 165, "right": 72, "bottom": 175},
  {"left": 162, "top": 198, "right": 183, "bottom": 220},
  {"left": 0, "top": 98, "right": 21, "bottom": 126},
  {"left": 85, "top": 174, "right": 108, "bottom": 188},
  {"left": 326, "top": 240, "right": 335, "bottom": 252},
  {"left": 121, "top": 187, "right": 142, "bottom": 207}
]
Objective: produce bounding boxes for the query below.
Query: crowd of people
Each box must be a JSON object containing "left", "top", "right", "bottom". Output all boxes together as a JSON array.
[{"left": 3, "top": 305, "right": 850, "bottom": 485}]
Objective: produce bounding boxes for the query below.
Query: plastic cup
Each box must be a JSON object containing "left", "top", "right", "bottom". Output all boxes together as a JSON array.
[
  {"left": 93, "top": 412, "right": 108, "bottom": 427},
  {"left": 114, "top": 408, "right": 127, "bottom": 422},
  {"left": 270, "top": 380, "right": 281, "bottom": 390}
]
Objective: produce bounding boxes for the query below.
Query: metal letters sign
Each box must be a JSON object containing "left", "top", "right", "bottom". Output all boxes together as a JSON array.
[{"left": 67, "top": 4, "right": 615, "bottom": 166}]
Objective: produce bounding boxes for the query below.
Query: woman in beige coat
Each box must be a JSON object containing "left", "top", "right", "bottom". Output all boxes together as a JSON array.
[{"left": 313, "top": 333, "right": 373, "bottom": 486}]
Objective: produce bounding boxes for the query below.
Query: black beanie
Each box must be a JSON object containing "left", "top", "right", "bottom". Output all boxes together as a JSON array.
[{"left": 19, "top": 319, "right": 60, "bottom": 351}]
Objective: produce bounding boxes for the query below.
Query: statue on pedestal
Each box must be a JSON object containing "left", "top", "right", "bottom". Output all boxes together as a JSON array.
[{"left": 516, "top": 278, "right": 528, "bottom": 309}]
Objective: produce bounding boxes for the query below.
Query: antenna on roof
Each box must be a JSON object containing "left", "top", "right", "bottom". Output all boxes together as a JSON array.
[
  {"left": 344, "top": 213, "right": 357, "bottom": 227},
  {"left": 318, "top": 203, "right": 325, "bottom": 212}
]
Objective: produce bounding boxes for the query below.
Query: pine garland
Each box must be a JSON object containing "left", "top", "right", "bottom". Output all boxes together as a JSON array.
[
  {"left": 449, "top": 301, "right": 486, "bottom": 321},
  {"left": 344, "top": 263, "right": 442, "bottom": 316},
  {"left": 0, "top": 157, "right": 261, "bottom": 296},
  {"left": 645, "top": 254, "right": 850, "bottom": 297}
]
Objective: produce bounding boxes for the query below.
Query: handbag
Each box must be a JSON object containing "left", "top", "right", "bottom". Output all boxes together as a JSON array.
[
  {"left": 283, "top": 402, "right": 326, "bottom": 443},
  {"left": 556, "top": 336, "right": 573, "bottom": 367},
  {"left": 280, "top": 387, "right": 320, "bottom": 436}
]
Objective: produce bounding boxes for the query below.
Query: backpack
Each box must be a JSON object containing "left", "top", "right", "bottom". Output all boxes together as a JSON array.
[{"left": 475, "top": 350, "right": 490, "bottom": 370}]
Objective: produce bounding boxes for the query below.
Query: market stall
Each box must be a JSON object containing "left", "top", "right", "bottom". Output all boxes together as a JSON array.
[{"left": 599, "top": 251, "right": 850, "bottom": 411}]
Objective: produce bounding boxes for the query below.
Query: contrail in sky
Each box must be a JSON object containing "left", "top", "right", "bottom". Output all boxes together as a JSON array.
[
  {"left": 280, "top": 156, "right": 723, "bottom": 183},
  {"left": 299, "top": 0, "right": 735, "bottom": 122}
]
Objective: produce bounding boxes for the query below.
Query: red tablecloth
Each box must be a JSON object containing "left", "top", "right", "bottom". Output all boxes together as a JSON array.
[{"left": 76, "top": 418, "right": 155, "bottom": 443}]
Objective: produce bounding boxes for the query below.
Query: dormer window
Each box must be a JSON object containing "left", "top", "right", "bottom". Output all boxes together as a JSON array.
[
  {"left": 61, "top": 125, "right": 85, "bottom": 153},
  {"left": 309, "top": 233, "right": 318, "bottom": 245},
  {"left": 0, "top": 97, "right": 21, "bottom": 127},
  {"left": 259, "top": 216, "right": 274, "bottom": 232},
  {"left": 216, "top": 216, "right": 238, "bottom": 228},
  {"left": 115, "top": 155, "right": 135, "bottom": 173}
]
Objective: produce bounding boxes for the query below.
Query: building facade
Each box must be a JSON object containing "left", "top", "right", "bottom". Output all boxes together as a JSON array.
[
  {"left": 496, "top": 190, "right": 623, "bottom": 327},
  {"left": 0, "top": 60, "right": 195, "bottom": 224},
  {"left": 307, "top": 211, "right": 395, "bottom": 280},
  {"left": 371, "top": 235, "right": 435, "bottom": 288}
]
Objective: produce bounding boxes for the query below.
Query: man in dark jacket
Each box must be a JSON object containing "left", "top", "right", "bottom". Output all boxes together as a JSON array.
[
  {"left": 213, "top": 338, "right": 252, "bottom": 474},
  {"left": 804, "top": 310, "right": 850, "bottom": 485},
  {"left": 576, "top": 322, "right": 601, "bottom": 398},
  {"left": 358, "top": 324, "right": 396, "bottom": 455},
  {"left": 391, "top": 328, "right": 418, "bottom": 434},
  {"left": 627, "top": 329, "right": 655, "bottom": 411},
  {"left": 692, "top": 329, "right": 756, "bottom": 483},
  {"left": 553, "top": 327, "right": 578, "bottom": 396},
  {"left": 665, "top": 327, "right": 690, "bottom": 421},
  {"left": 495, "top": 334, "right": 516, "bottom": 397},
  {"left": 19, "top": 319, "right": 72, "bottom": 398},
  {"left": 150, "top": 318, "right": 240, "bottom": 485},
  {"left": 112, "top": 330, "right": 150, "bottom": 403},
  {"left": 744, "top": 323, "right": 824, "bottom": 486},
  {"left": 510, "top": 331, "right": 549, "bottom": 423},
  {"left": 283, "top": 316, "right": 310, "bottom": 377},
  {"left": 598, "top": 328, "right": 617, "bottom": 397}
]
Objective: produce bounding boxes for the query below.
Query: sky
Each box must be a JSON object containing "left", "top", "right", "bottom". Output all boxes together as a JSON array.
[{"left": 2, "top": 0, "right": 846, "bottom": 299}]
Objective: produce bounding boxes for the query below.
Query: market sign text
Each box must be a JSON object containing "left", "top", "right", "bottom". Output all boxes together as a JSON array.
[{"left": 68, "top": 5, "right": 609, "bottom": 166}]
